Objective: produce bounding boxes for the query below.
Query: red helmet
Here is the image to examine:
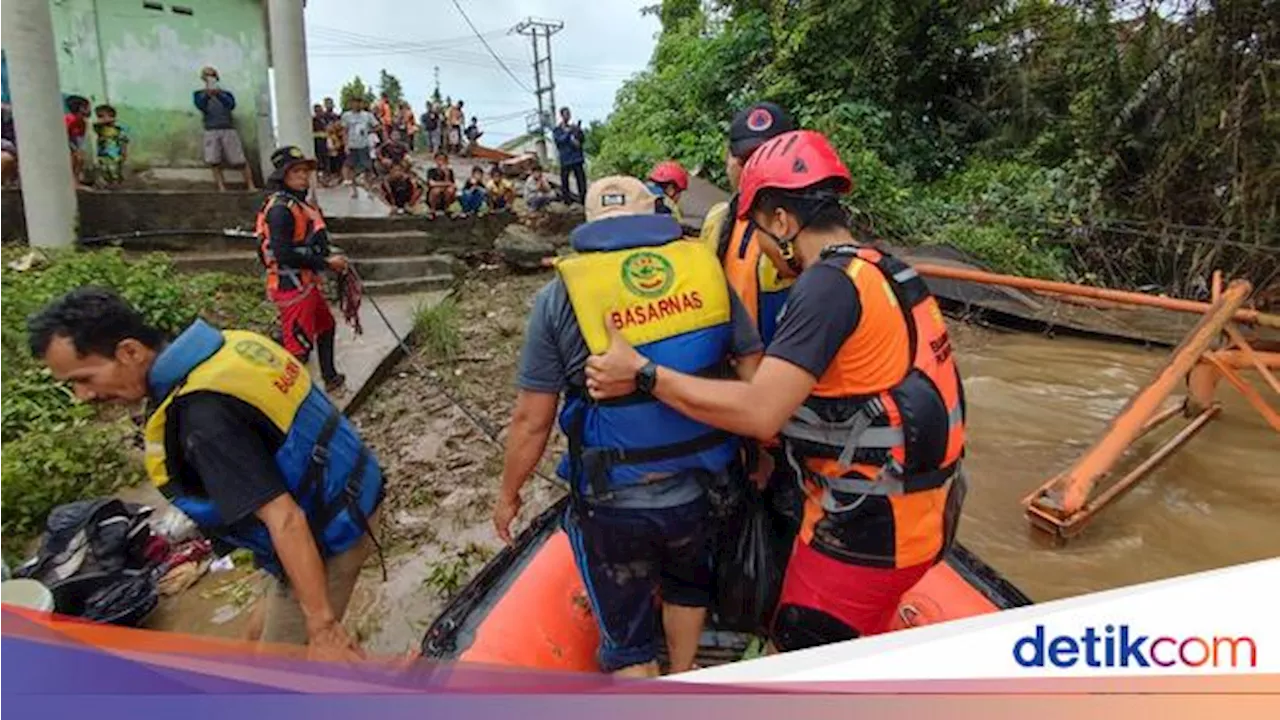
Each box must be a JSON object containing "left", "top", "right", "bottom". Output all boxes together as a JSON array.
[
  {"left": 736, "top": 130, "right": 852, "bottom": 218},
  {"left": 648, "top": 160, "right": 689, "bottom": 192}
]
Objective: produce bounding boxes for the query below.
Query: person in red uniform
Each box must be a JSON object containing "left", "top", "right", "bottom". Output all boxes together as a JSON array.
[
  {"left": 584, "top": 131, "right": 967, "bottom": 652},
  {"left": 256, "top": 146, "right": 348, "bottom": 392}
]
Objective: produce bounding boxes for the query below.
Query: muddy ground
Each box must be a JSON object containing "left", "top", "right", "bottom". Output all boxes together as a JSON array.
[{"left": 344, "top": 267, "right": 569, "bottom": 655}]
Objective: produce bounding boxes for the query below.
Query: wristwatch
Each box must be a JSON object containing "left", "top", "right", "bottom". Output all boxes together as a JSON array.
[{"left": 635, "top": 360, "right": 659, "bottom": 395}]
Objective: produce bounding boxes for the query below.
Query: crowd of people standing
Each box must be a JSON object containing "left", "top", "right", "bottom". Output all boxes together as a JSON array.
[{"left": 308, "top": 91, "right": 566, "bottom": 218}]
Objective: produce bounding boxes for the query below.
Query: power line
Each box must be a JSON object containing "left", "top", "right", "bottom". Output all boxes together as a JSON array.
[
  {"left": 449, "top": 0, "right": 532, "bottom": 93},
  {"left": 306, "top": 24, "right": 634, "bottom": 81}
]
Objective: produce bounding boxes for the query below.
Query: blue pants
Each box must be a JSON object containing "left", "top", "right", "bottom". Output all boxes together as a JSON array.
[
  {"left": 459, "top": 186, "right": 487, "bottom": 213},
  {"left": 563, "top": 496, "right": 712, "bottom": 672}
]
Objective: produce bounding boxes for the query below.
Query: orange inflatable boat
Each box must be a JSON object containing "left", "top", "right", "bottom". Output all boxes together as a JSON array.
[{"left": 421, "top": 498, "right": 1031, "bottom": 670}]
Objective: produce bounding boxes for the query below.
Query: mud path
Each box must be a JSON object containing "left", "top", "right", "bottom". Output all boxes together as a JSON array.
[{"left": 345, "top": 268, "right": 567, "bottom": 655}]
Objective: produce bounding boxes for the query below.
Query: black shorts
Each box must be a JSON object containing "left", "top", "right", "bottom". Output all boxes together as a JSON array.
[{"left": 563, "top": 496, "right": 712, "bottom": 672}]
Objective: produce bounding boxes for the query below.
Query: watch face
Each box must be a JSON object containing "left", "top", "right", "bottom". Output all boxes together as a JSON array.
[{"left": 637, "top": 362, "right": 657, "bottom": 393}]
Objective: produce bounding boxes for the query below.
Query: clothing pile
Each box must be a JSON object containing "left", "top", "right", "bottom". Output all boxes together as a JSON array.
[{"left": 15, "top": 499, "right": 160, "bottom": 626}]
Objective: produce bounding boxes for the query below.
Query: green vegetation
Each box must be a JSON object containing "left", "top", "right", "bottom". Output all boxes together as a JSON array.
[
  {"left": 593, "top": 0, "right": 1278, "bottom": 287},
  {"left": 339, "top": 76, "right": 377, "bottom": 109},
  {"left": 378, "top": 70, "right": 405, "bottom": 107},
  {"left": 1, "top": 248, "right": 272, "bottom": 556},
  {"left": 412, "top": 298, "right": 462, "bottom": 360},
  {"left": 423, "top": 543, "right": 494, "bottom": 599}
]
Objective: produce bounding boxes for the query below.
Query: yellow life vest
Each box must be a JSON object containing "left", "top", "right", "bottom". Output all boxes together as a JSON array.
[
  {"left": 553, "top": 215, "right": 739, "bottom": 498},
  {"left": 145, "top": 321, "right": 382, "bottom": 574}
]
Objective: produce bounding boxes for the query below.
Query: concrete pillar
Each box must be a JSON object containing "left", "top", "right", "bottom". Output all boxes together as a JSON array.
[
  {"left": 2, "top": 0, "right": 78, "bottom": 247},
  {"left": 267, "top": 0, "right": 312, "bottom": 158}
]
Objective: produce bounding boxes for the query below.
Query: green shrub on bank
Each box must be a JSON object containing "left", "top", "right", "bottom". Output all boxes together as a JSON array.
[
  {"left": 1, "top": 248, "right": 273, "bottom": 556},
  {"left": 1, "top": 420, "right": 141, "bottom": 544}
]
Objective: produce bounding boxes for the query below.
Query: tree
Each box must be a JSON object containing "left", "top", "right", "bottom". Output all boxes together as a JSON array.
[
  {"left": 379, "top": 69, "right": 404, "bottom": 106},
  {"left": 339, "top": 76, "right": 375, "bottom": 110}
]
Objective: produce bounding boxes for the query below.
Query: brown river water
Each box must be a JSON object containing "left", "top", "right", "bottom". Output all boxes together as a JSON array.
[{"left": 955, "top": 330, "right": 1277, "bottom": 601}]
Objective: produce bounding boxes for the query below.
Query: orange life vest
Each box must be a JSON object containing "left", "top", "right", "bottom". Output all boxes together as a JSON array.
[
  {"left": 719, "top": 215, "right": 794, "bottom": 345},
  {"left": 782, "top": 245, "right": 966, "bottom": 569},
  {"left": 255, "top": 193, "right": 328, "bottom": 293}
]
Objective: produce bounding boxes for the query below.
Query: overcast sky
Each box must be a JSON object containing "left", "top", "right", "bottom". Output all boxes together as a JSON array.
[{"left": 303, "top": 0, "right": 660, "bottom": 144}]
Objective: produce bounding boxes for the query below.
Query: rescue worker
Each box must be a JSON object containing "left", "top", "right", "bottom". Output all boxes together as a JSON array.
[
  {"left": 256, "top": 146, "right": 348, "bottom": 392},
  {"left": 27, "top": 287, "right": 385, "bottom": 660},
  {"left": 585, "top": 131, "right": 967, "bottom": 653},
  {"left": 492, "top": 176, "right": 764, "bottom": 677},
  {"left": 699, "top": 102, "right": 802, "bottom": 544},
  {"left": 699, "top": 101, "right": 797, "bottom": 345},
  {"left": 647, "top": 160, "right": 689, "bottom": 224}
]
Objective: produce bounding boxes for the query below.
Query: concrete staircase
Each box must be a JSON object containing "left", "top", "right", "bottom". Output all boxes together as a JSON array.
[{"left": 166, "top": 240, "right": 462, "bottom": 296}]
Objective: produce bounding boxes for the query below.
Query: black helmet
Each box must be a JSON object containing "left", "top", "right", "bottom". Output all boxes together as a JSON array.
[{"left": 268, "top": 145, "right": 315, "bottom": 183}]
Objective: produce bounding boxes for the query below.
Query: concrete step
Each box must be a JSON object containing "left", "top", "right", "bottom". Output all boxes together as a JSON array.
[
  {"left": 325, "top": 212, "right": 515, "bottom": 236},
  {"left": 166, "top": 251, "right": 260, "bottom": 276},
  {"left": 167, "top": 248, "right": 461, "bottom": 283},
  {"left": 363, "top": 275, "right": 456, "bottom": 295},
  {"left": 355, "top": 254, "right": 461, "bottom": 282},
  {"left": 327, "top": 224, "right": 512, "bottom": 257}
]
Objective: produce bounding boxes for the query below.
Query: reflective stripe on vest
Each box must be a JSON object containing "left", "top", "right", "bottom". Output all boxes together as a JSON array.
[
  {"left": 143, "top": 320, "right": 382, "bottom": 576},
  {"left": 255, "top": 193, "right": 327, "bottom": 292},
  {"left": 555, "top": 232, "right": 739, "bottom": 497},
  {"left": 781, "top": 246, "right": 966, "bottom": 506}
]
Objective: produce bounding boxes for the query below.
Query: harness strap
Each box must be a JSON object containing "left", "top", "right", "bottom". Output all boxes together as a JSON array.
[
  {"left": 822, "top": 463, "right": 958, "bottom": 498},
  {"left": 782, "top": 401, "right": 963, "bottom": 459},
  {"left": 785, "top": 437, "right": 960, "bottom": 513},
  {"left": 308, "top": 445, "right": 387, "bottom": 581},
  {"left": 581, "top": 429, "right": 733, "bottom": 501},
  {"left": 300, "top": 409, "right": 342, "bottom": 540}
]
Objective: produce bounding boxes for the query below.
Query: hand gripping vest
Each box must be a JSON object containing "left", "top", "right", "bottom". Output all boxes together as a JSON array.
[
  {"left": 255, "top": 191, "right": 328, "bottom": 293},
  {"left": 712, "top": 196, "right": 794, "bottom": 345},
  {"left": 555, "top": 214, "right": 740, "bottom": 500},
  {"left": 144, "top": 320, "right": 383, "bottom": 577},
  {"left": 782, "top": 246, "right": 966, "bottom": 564}
]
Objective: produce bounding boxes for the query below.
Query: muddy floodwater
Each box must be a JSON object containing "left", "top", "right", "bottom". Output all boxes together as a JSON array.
[{"left": 956, "top": 331, "right": 1277, "bottom": 601}]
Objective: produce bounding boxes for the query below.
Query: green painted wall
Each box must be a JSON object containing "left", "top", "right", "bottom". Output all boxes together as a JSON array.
[{"left": 49, "top": 0, "right": 269, "bottom": 169}]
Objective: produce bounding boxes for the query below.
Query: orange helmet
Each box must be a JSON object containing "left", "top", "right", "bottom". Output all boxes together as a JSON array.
[
  {"left": 648, "top": 161, "right": 689, "bottom": 192},
  {"left": 736, "top": 130, "right": 851, "bottom": 218}
]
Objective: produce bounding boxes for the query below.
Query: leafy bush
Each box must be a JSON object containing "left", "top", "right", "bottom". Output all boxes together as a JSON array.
[
  {"left": 0, "top": 248, "right": 273, "bottom": 555},
  {"left": 1, "top": 420, "right": 141, "bottom": 546}
]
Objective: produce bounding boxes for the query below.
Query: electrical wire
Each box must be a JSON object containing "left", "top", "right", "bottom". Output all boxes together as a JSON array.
[{"left": 449, "top": 0, "right": 533, "bottom": 93}]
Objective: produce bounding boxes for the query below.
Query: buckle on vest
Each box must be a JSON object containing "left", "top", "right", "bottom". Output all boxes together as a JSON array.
[
  {"left": 311, "top": 444, "right": 331, "bottom": 466},
  {"left": 580, "top": 448, "right": 616, "bottom": 502}
]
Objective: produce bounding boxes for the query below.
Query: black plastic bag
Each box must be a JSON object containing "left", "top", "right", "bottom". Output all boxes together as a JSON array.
[{"left": 712, "top": 487, "right": 785, "bottom": 634}]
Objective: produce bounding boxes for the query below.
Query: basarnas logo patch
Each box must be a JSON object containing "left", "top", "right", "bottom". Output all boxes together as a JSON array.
[
  {"left": 234, "top": 339, "right": 283, "bottom": 369},
  {"left": 621, "top": 251, "right": 675, "bottom": 298}
]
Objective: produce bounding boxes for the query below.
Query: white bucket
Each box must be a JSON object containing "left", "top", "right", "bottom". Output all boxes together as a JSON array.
[{"left": 2, "top": 578, "right": 55, "bottom": 614}]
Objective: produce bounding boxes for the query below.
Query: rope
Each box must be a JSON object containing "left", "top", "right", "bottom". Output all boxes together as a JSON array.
[
  {"left": 336, "top": 266, "right": 365, "bottom": 335},
  {"left": 361, "top": 288, "right": 560, "bottom": 486}
]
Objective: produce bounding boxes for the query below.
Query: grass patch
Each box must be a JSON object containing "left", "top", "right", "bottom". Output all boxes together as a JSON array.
[
  {"left": 422, "top": 543, "right": 494, "bottom": 599},
  {"left": 412, "top": 298, "right": 462, "bottom": 360}
]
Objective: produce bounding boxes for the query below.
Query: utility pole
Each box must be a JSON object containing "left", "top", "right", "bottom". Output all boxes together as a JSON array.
[
  {"left": 433, "top": 66, "right": 441, "bottom": 100},
  {"left": 514, "top": 17, "right": 563, "bottom": 162}
]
